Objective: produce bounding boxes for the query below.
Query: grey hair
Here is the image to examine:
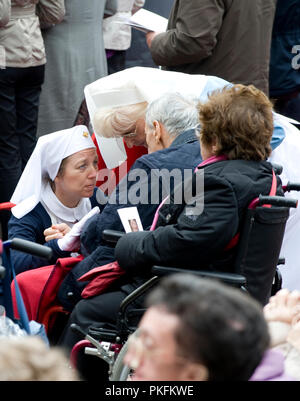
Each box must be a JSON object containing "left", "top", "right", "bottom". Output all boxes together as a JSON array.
[
  {"left": 145, "top": 92, "right": 199, "bottom": 138},
  {"left": 93, "top": 102, "right": 148, "bottom": 138}
]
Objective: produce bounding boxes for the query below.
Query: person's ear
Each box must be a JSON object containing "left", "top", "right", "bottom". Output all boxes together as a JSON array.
[
  {"left": 152, "top": 120, "right": 163, "bottom": 144},
  {"left": 182, "top": 362, "right": 209, "bottom": 381},
  {"left": 211, "top": 136, "right": 219, "bottom": 154}
]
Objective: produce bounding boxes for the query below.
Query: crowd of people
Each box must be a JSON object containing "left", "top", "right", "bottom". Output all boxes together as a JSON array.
[{"left": 0, "top": 0, "right": 300, "bottom": 382}]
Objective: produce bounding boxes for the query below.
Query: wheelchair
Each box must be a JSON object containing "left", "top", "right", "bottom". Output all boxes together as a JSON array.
[
  {"left": 70, "top": 180, "right": 300, "bottom": 381},
  {"left": 0, "top": 237, "right": 53, "bottom": 334}
]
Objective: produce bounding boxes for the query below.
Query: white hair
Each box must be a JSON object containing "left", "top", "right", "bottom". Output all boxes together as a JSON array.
[
  {"left": 145, "top": 92, "right": 199, "bottom": 138},
  {"left": 93, "top": 102, "right": 148, "bottom": 138}
]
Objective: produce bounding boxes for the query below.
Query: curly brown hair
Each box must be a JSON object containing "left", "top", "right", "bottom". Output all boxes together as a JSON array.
[{"left": 198, "top": 84, "right": 274, "bottom": 161}]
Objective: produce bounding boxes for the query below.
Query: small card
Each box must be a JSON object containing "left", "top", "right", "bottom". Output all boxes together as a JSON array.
[{"left": 117, "top": 207, "right": 144, "bottom": 233}]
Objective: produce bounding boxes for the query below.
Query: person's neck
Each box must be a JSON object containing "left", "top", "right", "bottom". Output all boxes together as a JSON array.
[{"left": 54, "top": 190, "right": 80, "bottom": 208}]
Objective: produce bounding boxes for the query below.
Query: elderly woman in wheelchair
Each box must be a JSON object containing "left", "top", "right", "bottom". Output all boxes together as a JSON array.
[{"left": 58, "top": 84, "right": 295, "bottom": 380}]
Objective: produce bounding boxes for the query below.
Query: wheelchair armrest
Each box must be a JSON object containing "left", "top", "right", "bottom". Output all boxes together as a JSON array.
[
  {"left": 151, "top": 266, "right": 247, "bottom": 287},
  {"left": 270, "top": 163, "right": 283, "bottom": 175},
  {"left": 257, "top": 195, "right": 298, "bottom": 208},
  {"left": 102, "top": 229, "right": 125, "bottom": 243},
  {"left": 284, "top": 182, "right": 300, "bottom": 192}
]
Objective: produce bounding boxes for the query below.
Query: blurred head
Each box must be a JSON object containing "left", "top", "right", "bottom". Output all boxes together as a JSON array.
[
  {"left": 0, "top": 336, "right": 78, "bottom": 381},
  {"left": 52, "top": 147, "right": 98, "bottom": 207},
  {"left": 197, "top": 84, "right": 274, "bottom": 161},
  {"left": 93, "top": 102, "right": 148, "bottom": 148},
  {"left": 145, "top": 92, "right": 199, "bottom": 153},
  {"left": 124, "top": 274, "right": 270, "bottom": 381}
]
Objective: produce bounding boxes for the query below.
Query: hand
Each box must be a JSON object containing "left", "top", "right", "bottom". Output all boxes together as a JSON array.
[
  {"left": 264, "top": 289, "right": 300, "bottom": 324},
  {"left": 57, "top": 206, "right": 100, "bottom": 252},
  {"left": 146, "top": 31, "right": 159, "bottom": 48},
  {"left": 44, "top": 223, "right": 71, "bottom": 242}
]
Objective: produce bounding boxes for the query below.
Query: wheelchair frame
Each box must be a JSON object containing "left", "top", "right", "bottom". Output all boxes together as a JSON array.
[{"left": 70, "top": 184, "right": 299, "bottom": 381}]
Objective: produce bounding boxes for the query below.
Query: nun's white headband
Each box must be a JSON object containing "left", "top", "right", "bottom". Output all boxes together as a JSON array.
[
  {"left": 84, "top": 67, "right": 209, "bottom": 169},
  {"left": 11, "top": 125, "right": 95, "bottom": 219}
]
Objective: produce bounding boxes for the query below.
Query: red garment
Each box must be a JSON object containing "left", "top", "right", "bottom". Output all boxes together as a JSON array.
[
  {"left": 11, "top": 255, "right": 83, "bottom": 321},
  {"left": 78, "top": 261, "right": 125, "bottom": 299},
  {"left": 92, "top": 133, "right": 147, "bottom": 192}
]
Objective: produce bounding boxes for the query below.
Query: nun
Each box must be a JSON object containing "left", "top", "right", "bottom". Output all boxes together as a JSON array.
[{"left": 8, "top": 125, "right": 100, "bottom": 274}]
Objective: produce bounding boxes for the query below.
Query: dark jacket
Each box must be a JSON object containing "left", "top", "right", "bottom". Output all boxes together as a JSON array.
[
  {"left": 115, "top": 159, "right": 283, "bottom": 273},
  {"left": 7, "top": 189, "right": 100, "bottom": 274},
  {"left": 269, "top": 0, "right": 300, "bottom": 97},
  {"left": 58, "top": 131, "right": 202, "bottom": 309},
  {"left": 150, "top": 0, "right": 277, "bottom": 94}
]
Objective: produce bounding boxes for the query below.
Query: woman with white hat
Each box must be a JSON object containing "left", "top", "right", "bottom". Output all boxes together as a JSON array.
[{"left": 8, "top": 125, "right": 100, "bottom": 274}]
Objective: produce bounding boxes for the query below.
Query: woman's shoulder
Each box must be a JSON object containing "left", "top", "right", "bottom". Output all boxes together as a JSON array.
[
  {"left": 10, "top": 202, "right": 51, "bottom": 226},
  {"left": 204, "top": 159, "right": 273, "bottom": 175}
]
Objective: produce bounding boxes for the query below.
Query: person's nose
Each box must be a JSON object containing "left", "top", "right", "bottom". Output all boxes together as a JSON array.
[{"left": 87, "top": 164, "right": 98, "bottom": 179}]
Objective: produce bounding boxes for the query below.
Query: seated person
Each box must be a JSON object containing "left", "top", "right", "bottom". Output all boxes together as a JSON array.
[
  {"left": 0, "top": 336, "right": 79, "bottom": 381},
  {"left": 12, "top": 92, "right": 202, "bottom": 321},
  {"left": 124, "top": 273, "right": 271, "bottom": 381},
  {"left": 88, "top": 68, "right": 300, "bottom": 290},
  {"left": 115, "top": 84, "right": 283, "bottom": 273},
  {"left": 260, "top": 288, "right": 300, "bottom": 381},
  {"left": 58, "top": 84, "right": 284, "bottom": 378},
  {"left": 8, "top": 126, "right": 100, "bottom": 274}
]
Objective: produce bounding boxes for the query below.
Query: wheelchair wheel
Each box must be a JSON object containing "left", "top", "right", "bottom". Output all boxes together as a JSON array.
[{"left": 110, "top": 338, "right": 131, "bottom": 381}]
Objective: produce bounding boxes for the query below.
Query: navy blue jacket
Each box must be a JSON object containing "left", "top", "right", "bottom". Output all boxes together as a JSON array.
[
  {"left": 8, "top": 189, "right": 100, "bottom": 274},
  {"left": 269, "top": 0, "right": 300, "bottom": 97},
  {"left": 58, "top": 130, "right": 202, "bottom": 309}
]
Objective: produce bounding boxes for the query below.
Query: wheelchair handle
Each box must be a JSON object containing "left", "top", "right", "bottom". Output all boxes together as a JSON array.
[
  {"left": 284, "top": 183, "right": 300, "bottom": 192},
  {"left": 4, "top": 238, "right": 53, "bottom": 260},
  {"left": 102, "top": 229, "right": 125, "bottom": 243},
  {"left": 270, "top": 163, "right": 283, "bottom": 175},
  {"left": 258, "top": 195, "right": 298, "bottom": 208}
]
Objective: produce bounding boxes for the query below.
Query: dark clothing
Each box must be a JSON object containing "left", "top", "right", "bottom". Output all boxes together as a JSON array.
[
  {"left": 269, "top": 0, "right": 300, "bottom": 97},
  {"left": 58, "top": 130, "right": 202, "bottom": 310},
  {"left": 0, "top": 65, "right": 45, "bottom": 239},
  {"left": 8, "top": 189, "right": 100, "bottom": 274},
  {"left": 115, "top": 159, "right": 283, "bottom": 274},
  {"left": 59, "top": 157, "right": 283, "bottom": 366},
  {"left": 150, "top": 0, "right": 277, "bottom": 94},
  {"left": 269, "top": 0, "right": 300, "bottom": 121}
]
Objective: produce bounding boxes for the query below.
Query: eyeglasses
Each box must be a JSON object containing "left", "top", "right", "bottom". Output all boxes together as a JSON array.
[
  {"left": 121, "top": 131, "right": 137, "bottom": 138},
  {"left": 125, "top": 329, "right": 189, "bottom": 371}
]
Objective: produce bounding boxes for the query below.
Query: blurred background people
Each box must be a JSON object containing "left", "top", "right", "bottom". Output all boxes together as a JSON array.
[
  {"left": 0, "top": 0, "right": 65, "bottom": 240},
  {"left": 37, "top": 0, "right": 117, "bottom": 137},
  {"left": 124, "top": 274, "right": 271, "bottom": 381},
  {"left": 269, "top": 0, "right": 300, "bottom": 122},
  {"left": 103, "top": 0, "right": 145, "bottom": 75},
  {"left": 124, "top": 0, "right": 173, "bottom": 69},
  {"left": 146, "top": 0, "right": 277, "bottom": 95},
  {"left": 0, "top": 336, "right": 79, "bottom": 381}
]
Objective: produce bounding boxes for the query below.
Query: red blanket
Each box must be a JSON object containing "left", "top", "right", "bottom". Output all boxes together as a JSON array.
[
  {"left": 78, "top": 261, "right": 125, "bottom": 299},
  {"left": 11, "top": 255, "right": 83, "bottom": 321}
]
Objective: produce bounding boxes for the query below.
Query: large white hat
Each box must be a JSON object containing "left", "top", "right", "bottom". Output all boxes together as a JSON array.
[
  {"left": 11, "top": 125, "right": 95, "bottom": 219},
  {"left": 84, "top": 67, "right": 209, "bottom": 169}
]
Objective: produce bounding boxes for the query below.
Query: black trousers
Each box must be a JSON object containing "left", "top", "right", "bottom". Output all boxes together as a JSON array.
[
  {"left": 58, "top": 283, "right": 145, "bottom": 381},
  {"left": 0, "top": 65, "right": 45, "bottom": 239}
]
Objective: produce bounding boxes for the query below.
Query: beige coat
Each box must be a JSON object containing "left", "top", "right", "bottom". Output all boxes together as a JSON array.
[
  {"left": 0, "top": 0, "right": 10, "bottom": 26},
  {"left": 150, "top": 0, "right": 277, "bottom": 95},
  {"left": 103, "top": 0, "right": 145, "bottom": 51},
  {"left": 0, "top": 0, "right": 65, "bottom": 67}
]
